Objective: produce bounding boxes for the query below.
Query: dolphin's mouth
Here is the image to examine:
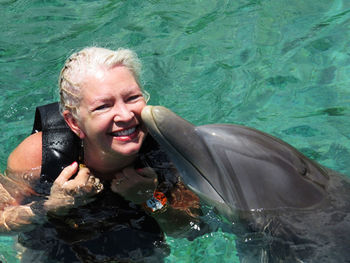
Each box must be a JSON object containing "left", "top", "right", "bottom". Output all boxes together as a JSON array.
[
  {"left": 141, "top": 105, "right": 193, "bottom": 148},
  {"left": 141, "top": 106, "right": 162, "bottom": 137}
]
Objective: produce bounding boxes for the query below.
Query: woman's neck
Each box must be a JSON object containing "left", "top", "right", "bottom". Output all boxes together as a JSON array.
[{"left": 83, "top": 145, "right": 137, "bottom": 181}]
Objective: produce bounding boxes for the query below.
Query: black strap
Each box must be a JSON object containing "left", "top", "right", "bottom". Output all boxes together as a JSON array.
[{"left": 32, "top": 102, "right": 80, "bottom": 183}]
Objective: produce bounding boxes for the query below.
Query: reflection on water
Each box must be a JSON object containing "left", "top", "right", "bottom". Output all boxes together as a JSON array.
[{"left": 0, "top": 0, "right": 350, "bottom": 262}]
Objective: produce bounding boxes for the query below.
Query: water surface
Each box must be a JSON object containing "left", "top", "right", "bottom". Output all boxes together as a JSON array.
[{"left": 1, "top": 0, "right": 349, "bottom": 262}]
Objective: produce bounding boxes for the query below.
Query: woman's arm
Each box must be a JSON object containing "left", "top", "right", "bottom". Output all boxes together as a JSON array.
[
  {"left": 149, "top": 181, "right": 202, "bottom": 238},
  {"left": 0, "top": 132, "right": 43, "bottom": 234},
  {"left": 0, "top": 132, "right": 103, "bottom": 235},
  {"left": 0, "top": 180, "right": 38, "bottom": 234},
  {"left": 111, "top": 167, "right": 203, "bottom": 238}
]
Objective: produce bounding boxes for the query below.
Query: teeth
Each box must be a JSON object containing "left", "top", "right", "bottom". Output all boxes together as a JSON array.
[{"left": 113, "top": 127, "right": 136, "bottom": 136}]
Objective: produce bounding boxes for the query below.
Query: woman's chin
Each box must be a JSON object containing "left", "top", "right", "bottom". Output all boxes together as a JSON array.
[{"left": 112, "top": 141, "right": 143, "bottom": 157}]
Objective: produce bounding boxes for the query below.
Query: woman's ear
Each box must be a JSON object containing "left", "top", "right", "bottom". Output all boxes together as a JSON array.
[{"left": 63, "top": 110, "right": 86, "bottom": 139}]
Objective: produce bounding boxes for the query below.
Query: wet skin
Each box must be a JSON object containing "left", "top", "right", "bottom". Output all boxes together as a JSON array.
[{"left": 64, "top": 65, "right": 148, "bottom": 176}]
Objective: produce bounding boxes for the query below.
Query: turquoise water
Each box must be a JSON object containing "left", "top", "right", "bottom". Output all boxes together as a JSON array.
[{"left": 0, "top": 0, "right": 350, "bottom": 262}]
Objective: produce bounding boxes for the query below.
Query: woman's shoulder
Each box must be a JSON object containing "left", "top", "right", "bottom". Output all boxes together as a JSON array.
[{"left": 7, "top": 132, "right": 42, "bottom": 173}]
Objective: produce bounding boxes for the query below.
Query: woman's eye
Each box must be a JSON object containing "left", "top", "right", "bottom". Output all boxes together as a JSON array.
[
  {"left": 94, "top": 104, "right": 109, "bottom": 111},
  {"left": 127, "top": 95, "right": 141, "bottom": 102}
]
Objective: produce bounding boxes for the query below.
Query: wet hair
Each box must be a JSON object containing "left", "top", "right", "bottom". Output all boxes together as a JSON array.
[{"left": 59, "top": 47, "right": 148, "bottom": 118}]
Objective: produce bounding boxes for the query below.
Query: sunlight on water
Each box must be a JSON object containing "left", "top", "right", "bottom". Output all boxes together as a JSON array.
[{"left": 0, "top": 0, "right": 350, "bottom": 262}]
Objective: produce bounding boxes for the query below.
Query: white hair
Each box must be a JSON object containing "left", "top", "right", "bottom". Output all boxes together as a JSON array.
[{"left": 59, "top": 47, "right": 148, "bottom": 118}]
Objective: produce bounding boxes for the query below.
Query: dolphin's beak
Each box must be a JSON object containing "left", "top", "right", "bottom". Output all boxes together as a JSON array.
[
  {"left": 141, "top": 105, "right": 197, "bottom": 154},
  {"left": 141, "top": 105, "right": 226, "bottom": 205}
]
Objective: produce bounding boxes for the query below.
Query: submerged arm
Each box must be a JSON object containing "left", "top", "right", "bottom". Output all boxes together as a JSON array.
[
  {"left": 0, "top": 164, "right": 103, "bottom": 235},
  {"left": 0, "top": 132, "right": 44, "bottom": 235},
  {"left": 1, "top": 132, "right": 103, "bottom": 235},
  {"left": 151, "top": 180, "right": 203, "bottom": 238},
  {"left": 111, "top": 167, "right": 203, "bottom": 238},
  {"left": 0, "top": 178, "right": 39, "bottom": 235}
]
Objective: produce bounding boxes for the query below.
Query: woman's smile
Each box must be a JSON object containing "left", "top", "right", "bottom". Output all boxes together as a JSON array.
[
  {"left": 109, "top": 126, "right": 140, "bottom": 142},
  {"left": 76, "top": 65, "right": 148, "bottom": 158}
]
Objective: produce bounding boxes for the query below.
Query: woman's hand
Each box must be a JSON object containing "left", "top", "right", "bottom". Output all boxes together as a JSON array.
[
  {"left": 111, "top": 167, "right": 158, "bottom": 204},
  {"left": 44, "top": 162, "right": 103, "bottom": 216}
]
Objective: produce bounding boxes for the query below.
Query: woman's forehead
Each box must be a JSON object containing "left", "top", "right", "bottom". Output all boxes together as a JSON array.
[{"left": 81, "top": 67, "right": 140, "bottom": 99}]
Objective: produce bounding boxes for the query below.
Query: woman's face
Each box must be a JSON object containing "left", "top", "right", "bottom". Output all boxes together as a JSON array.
[{"left": 77, "top": 65, "right": 147, "bottom": 158}]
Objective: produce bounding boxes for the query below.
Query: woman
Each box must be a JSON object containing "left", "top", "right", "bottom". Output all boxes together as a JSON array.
[{"left": 0, "top": 47, "right": 202, "bottom": 262}]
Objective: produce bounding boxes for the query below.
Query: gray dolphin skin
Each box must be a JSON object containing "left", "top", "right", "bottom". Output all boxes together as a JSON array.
[{"left": 141, "top": 105, "right": 350, "bottom": 263}]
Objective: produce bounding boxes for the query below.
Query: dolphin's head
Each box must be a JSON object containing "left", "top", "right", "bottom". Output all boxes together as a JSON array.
[
  {"left": 141, "top": 106, "right": 224, "bottom": 201},
  {"left": 141, "top": 105, "right": 239, "bottom": 219},
  {"left": 142, "top": 105, "right": 327, "bottom": 216}
]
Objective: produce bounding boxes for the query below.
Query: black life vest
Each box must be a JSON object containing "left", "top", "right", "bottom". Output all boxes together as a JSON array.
[
  {"left": 32, "top": 102, "right": 80, "bottom": 183},
  {"left": 24, "top": 102, "right": 172, "bottom": 262}
]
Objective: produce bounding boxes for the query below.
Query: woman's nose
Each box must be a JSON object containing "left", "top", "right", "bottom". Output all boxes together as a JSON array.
[{"left": 113, "top": 103, "right": 134, "bottom": 122}]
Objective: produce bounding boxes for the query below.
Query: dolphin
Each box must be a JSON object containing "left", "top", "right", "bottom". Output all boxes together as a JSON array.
[{"left": 141, "top": 105, "right": 350, "bottom": 263}]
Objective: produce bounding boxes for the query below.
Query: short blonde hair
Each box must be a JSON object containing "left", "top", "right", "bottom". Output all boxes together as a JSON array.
[{"left": 59, "top": 47, "right": 148, "bottom": 118}]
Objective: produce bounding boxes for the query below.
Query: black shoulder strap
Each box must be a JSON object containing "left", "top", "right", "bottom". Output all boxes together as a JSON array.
[{"left": 32, "top": 102, "right": 80, "bottom": 183}]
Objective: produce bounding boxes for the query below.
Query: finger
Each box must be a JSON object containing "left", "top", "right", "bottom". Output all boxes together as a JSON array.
[
  {"left": 132, "top": 167, "right": 158, "bottom": 189},
  {"left": 54, "top": 162, "right": 78, "bottom": 185},
  {"left": 135, "top": 167, "right": 158, "bottom": 179},
  {"left": 73, "top": 166, "right": 91, "bottom": 186},
  {"left": 110, "top": 178, "right": 118, "bottom": 193},
  {"left": 111, "top": 171, "right": 127, "bottom": 185},
  {"left": 111, "top": 172, "right": 126, "bottom": 192}
]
